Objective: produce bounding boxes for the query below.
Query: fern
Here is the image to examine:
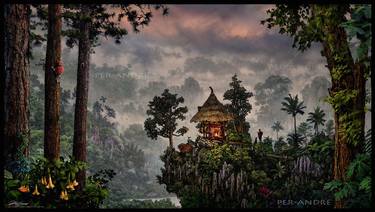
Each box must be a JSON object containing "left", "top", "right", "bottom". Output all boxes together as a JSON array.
[
  {"left": 323, "top": 180, "right": 342, "bottom": 191},
  {"left": 364, "top": 128, "right": 371, "bottom": 155},
  {"left": 359, "top": 177, "right": 371, "bottom": 192}
]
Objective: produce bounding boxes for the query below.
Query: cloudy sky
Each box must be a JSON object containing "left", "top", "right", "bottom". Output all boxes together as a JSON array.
[
  {"left": 34, "top": 4, "right": 365, "bottom": 143},
  {"left": 90, "top": 5, "right": 331, "bottom": 137}
]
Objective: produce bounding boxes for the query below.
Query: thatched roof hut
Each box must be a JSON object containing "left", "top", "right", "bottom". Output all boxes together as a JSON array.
[{"left": 190, "top": 87, "right": 234, "bottom": 123}]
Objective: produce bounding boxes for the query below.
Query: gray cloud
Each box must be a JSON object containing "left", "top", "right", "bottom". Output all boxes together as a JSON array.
[
  {"left": 169, "top": 76, "right": 204, "bottom": 103},
  {"left": 35, "top": 5, "right": 338, "bottom": 141},
  {"left": 301, "top": 75, "right": 333, "bottom": 118},
  {"left": 184, "top": 56, "right": 239, "bottom": 75},
  {"left": 138, "top": 81, "right": 168, "bottom": 100}
]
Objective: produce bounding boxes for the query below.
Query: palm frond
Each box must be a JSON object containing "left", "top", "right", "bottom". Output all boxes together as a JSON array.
[{"left": 364, "top": 129, "right": 371, "bottom": 155}]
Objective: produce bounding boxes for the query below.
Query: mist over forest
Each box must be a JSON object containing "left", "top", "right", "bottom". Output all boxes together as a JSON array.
[{"left": 5, "top": 4, "right": 371, "bottom": 209}]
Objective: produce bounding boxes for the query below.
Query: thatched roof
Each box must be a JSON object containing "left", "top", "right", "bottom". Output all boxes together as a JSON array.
[{"left": 190, "top": 87, "right": 234, "bottom": 123}]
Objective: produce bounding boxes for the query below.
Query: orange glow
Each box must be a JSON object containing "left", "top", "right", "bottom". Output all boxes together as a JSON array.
[
  {"left": 18, "top": 185, "right": 29, "bottom": 193},
  {"left": 209, "top": 125, "right": 223, "bottom": 139}
]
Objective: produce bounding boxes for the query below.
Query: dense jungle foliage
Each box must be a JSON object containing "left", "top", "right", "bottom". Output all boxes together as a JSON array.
[{"left": 155, "top": 72, "right": 371, "bottom": 208}]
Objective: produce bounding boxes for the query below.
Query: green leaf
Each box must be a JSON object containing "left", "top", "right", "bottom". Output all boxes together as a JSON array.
[
  {"left": 8, "top": 190, "right": 22, "bottom": 200},
  {"left": 4, "top": 170, "right": 13, "bottom": 179},
  {"left": 346, "top": 154, "right": 370, "bottom": 179},
  {"left": 359, "top": 177, "right": 371, "bottom": 191},
  {"left": 334, "top": 183, "right": 351, "bottom": 200},
  {"left": 323, "top": 180, "right": 342, "bottom": 191},
  {"left": 6, "top": 179, "right": 20, "bottom": 188}
]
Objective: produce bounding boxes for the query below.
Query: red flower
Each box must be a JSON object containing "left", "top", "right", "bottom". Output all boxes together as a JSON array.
[
  {"left": 55, "top": 64, "right": 64, "bottom": 75},
  {"left": 258, "top": 186, "right": 271, "bottom": 198}
]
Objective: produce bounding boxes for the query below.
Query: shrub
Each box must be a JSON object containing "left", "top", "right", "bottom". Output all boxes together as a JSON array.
[{"left": 4, "top": 156, "right": 115, "bottom": 208}]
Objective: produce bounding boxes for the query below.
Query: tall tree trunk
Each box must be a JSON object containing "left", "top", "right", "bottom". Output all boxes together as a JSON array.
[
  {"left": 169, "top": 133, "right": 173, "bottom": 148},
  {"left": 1, "top": 8, "right": 4, "bottom": 163},
  {"left": 318, "top": 6, "right": 365, "bottom": 207},
  {"left": 293, "top": 116, "right": 297, "bottom": 135},
  {"left": 4, "top": 4, "right": 30, "bottom": 162},
  {"left": 44, "top": 4, "right": 62, "bottom": 161},
  {"left": 276, "top": 131, "right": 278, "bottom": 140},
  {"left": 73, "top": 6, "right": 91, "bottom": 189}
]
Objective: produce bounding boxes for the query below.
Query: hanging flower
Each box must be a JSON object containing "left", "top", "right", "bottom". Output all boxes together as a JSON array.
[
  {"left": 72, "top": 180, "right": 79, "bottom": 187},
  {"left": 66, "top": 179, "right": 79, "bottom": 190},
  {"left": 60, "top": 190, "right": 69, "bottom": 201},
  {"left": 46, "top": 175, "right": 55, "bottom": 189},
  {"left": 32, "top": 185, "right": 40, "bottom": 196},
  {"left": 18, "top": 185, "right": 30, "bottom": 193},
  {"left": 66, "top": 182, "right": 75, "bottom": 191},
  {"left": 41, "top": 176, "right": 47, "bottom": 186}
]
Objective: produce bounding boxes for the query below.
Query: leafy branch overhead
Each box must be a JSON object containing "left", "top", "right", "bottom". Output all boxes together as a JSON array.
[
  {"left": 63, "top": 4, "right": 168, "bottom": 48},
  {"left": 31, "top": 4, "right": 168, "bottom": 48}
]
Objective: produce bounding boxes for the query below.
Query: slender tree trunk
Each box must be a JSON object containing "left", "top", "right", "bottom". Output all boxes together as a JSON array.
[
  {"left": 44, "top": 4, "right": 62, "bottom": 161},
  {"left": 293, "top": 116, "right": 297, "bottom": 135},
  {"left": 318, "top": 6, "right": 365, "bottom": 207},
  {"left": 73, "top": 6, "right": 91, "bottom": 189},
  {"left": 169, "top": 133, "right": 173, "bottom": 148},
  {"left": 4, "top": 4, "right": 30, "bottom": 162},
  {"left": 276, "top": 131, "right": 278, "bottom": 140},
  {"left": 1, "top": 7, "right": 4, "bottom": 163}
]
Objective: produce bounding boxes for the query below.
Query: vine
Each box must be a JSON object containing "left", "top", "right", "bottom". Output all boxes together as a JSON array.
[{"left": 325, "top": 89, "right": 358, "bottom": 112}]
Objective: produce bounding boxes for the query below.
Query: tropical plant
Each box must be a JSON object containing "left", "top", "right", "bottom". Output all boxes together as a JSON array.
[
  {"left": 199, "top": 143, "right": 252, "bottom": 175},
  {"left": 324, "top": 153, "right": 371, "bottom": 208},
  {"left": 340, "top": 4, "right": 371, "bottom": 63},
  {"left": 4, "top": 157, "right": 85, "bottom": 208},
  {"left": 364, "top": 128, "right": 371, "bottom": 155},
  {"left": 271, "top": 121, "right": 283, "bottom": 140},
  {"left": 70, "top": 169, "right": 116, "bottom": 208},
  {"left": 261, "top": 137, "right": 274, "bottom": 153},
  {"left": 306, "top": 135, "right": 334, "bottom": 181},
  {"left": 307, "top": 106, "right": 326, "bottom": 135},
  {"left": 273, "top": 137, "right": 287, "bottom": 153},
  {"left": 4, "top": 156, "right": 116, "bottom": 208},
  {"left": 286, "top": 133, "right": 305, "bottom": 151},
  {"left": 281, "top": 94, "right": 306, "bottom": 135},
  {"left": 262, "top": 5, "right": 370, "bottom": 207},
  {"left": 297, "top": 122, "right": 312, "bottom": 140}
]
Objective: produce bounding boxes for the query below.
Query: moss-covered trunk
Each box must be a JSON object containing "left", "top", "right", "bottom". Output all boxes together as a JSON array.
[
  {"left": 4, "top": 4, "right": 31, "bottom": 161},
  {"left": 319, "top": 6, "right": 365, "bottom": 207},
  {"left": 44, "top": 4, "right": 62, "bottom": 161}
]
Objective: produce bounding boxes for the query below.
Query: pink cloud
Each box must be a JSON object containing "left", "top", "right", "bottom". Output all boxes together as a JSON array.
[{"left": 138, "top": 5, "right": 275, "bottom": 41}]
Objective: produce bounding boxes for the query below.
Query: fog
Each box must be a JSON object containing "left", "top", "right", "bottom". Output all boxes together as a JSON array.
[{"left": 29, "top": 4, "right": 371, "bottom": 204}]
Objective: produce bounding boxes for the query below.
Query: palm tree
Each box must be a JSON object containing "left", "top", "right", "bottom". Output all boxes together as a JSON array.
[
  {"left": 307, "top": 106, "right": 326, "bottom": 135},
  {"left": 272, "top": 121, "right": 284, "bottom": 140},
  {"left": 281, "top": 94, "right": 306, "bottom": 135}
]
